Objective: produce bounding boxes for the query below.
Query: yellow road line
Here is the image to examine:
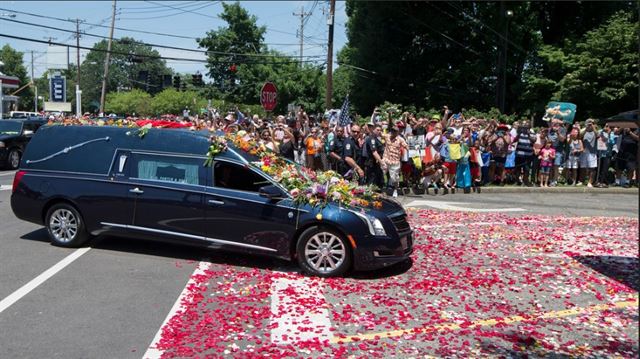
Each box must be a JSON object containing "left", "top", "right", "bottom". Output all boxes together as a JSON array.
[{"left": 330, "top": 297, "right": 639, "bottom": 344}]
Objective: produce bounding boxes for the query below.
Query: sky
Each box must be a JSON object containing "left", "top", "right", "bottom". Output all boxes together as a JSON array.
[{"left": 0, "top": 0, "right": 348, "bottom": 78}]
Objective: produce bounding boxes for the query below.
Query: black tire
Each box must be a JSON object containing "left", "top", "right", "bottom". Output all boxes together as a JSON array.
[
  {"left": 45, "top": 203, "right": 90, "bottom": 247},
  {"left": 296, "top": 226, "right": 352, "bottom": 277},
  {"left": 7, "top": 148, "right": 21, "bottom": 170}
]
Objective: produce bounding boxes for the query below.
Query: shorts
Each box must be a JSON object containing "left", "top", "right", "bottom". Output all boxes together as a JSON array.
[
  {"left": 579, "top": 152, "right": 597, "bottom": 169},
  {"left": 553, "top": 151, "right": 564, "bottom": 166},
  {"left": 566, "top": 155, "right": 579, "bottom": 169},
  {"left": 443, "top": 161, "right": 457, "bottom": 174},
  {"left": 540, "top": 166, "right": 551, "bottom": 174},
  {"left": 385, "top": 163, "right": 401, "bottom": 186}
]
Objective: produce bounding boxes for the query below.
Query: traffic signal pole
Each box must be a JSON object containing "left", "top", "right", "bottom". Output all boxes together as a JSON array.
[
  {"left": 325, "top": 0, "right": 336, "bottom": 110},
  {"left": 99, "top": 0, "right": 117, "bottom": 115}
]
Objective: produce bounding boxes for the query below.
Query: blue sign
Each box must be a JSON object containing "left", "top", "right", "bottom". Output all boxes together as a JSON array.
[
  {"left": 50, "top": 76, "right": 66, "bottom": 102},
  {"left": 542, "top": 102, "right": 577, "bottom": 124}
]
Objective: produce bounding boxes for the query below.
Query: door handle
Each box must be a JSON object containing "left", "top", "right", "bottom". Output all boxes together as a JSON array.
[
  {"left": 207, "top": 199, "right": 224, "bottom": 206},
  {"left": 129, "top": 187, "right": 144, "bottom": 194}
]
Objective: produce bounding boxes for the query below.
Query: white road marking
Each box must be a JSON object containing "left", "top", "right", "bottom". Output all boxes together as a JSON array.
[
  {"left": 417, "top": 219, "right": 536, "bottom": 229},
  {"left": 406, "top": 200, "right": 526, "bottom": 212},
  {"left": 0, "top": 247, "right": 91, "bottom": 314},
  {"left": 0, "top": 185, "right": 11, "bottom": 191},
  {"left": 0, "top": 170, "right": 17, "bottom": 177},
  {"left": 143, "top": 261, "right": 212, "bottom": 359},
  {"left": 270, "top": 276, "right": 333, "bottom": 344}
]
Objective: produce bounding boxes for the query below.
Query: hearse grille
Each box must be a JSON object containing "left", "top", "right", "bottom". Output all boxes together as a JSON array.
[{"left": 389, "top": 213, "right": 411, "bottom": 234}]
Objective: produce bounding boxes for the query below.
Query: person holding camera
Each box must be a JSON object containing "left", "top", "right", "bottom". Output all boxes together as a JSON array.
[
  {"left": 566, "top": 128, "right": 584, "bottom": 185},
  {"left": 514, "top": 121, "right": 536, "bottom": 186}
]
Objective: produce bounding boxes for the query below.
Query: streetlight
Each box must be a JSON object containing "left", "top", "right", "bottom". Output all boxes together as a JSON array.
[{"left": 501, "top": 9, "right": 514, "bottom": 113}]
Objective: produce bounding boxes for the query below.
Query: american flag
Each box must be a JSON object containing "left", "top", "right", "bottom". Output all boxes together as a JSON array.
[{"left": 338, "top": 95, "right": 351, "bottom": 135}]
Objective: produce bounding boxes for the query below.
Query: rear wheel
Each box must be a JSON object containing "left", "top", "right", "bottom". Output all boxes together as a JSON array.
[
  {"left": 7, "top": 149, "right": 21, "bottom": 170},
  {"left": 45, "top": 203, "right": 90, "bottom": 247},
  {"left": 296, "top": 226, "right": 352, "bottom": 277}
]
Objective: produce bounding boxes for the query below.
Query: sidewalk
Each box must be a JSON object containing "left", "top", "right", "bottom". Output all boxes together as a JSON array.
[{"left": 396, "top": 185, "right": 638, "bottom": 195}]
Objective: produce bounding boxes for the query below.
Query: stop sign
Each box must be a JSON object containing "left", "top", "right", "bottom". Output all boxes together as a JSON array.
[{"left": 260, "top": 82, "right": 277, "bottom": 112}]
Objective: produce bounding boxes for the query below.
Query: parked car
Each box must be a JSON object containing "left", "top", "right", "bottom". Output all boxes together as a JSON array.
[
  {"left": 0, "top": 118, "right": 47, "bottom": 169},
  {"left": 9, "top": 111, "right": 41, "bottom": 119},
  {"left": 11, "top": 126, "right": 413, "bottom": 277}
]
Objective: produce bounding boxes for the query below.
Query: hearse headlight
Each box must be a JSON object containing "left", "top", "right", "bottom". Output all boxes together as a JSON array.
[
  {"left": 0, "top": 141, "right": 5, "bottom": 149},
  {"left": 352, "top": 211, "right": 387, "bottom": 236}
]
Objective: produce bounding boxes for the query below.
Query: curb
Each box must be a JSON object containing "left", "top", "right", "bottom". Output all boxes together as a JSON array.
[{"left": 392, "top": 187, "right": 638, "bottom": 196}]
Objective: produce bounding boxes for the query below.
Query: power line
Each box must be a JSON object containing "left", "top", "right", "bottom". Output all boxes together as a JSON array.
[
  {"left": 0, "top": 33, "right": 325, "bottom": 65},
  {"left": 119, "top": 1, "right": 218, "bottom": 20},
  {"left": 0, "top": 7, "right": 197, "bottom": 40},
  {"left": 143, "top": 0, "right": 219, "bottom": 20},
  {"left": 0, "top": 18, "right": 325, "bottom": 60},
  {"left": 119, "top": 1, "right": 204, "bottom": 13}
]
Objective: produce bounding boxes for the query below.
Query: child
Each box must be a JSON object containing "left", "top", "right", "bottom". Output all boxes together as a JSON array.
[
  {"left": 566, "top": 130, "right": 583, "bottom": 185},
  {"left": 422, "top": 156, "right": 444, "bottom": 195},
  {"left": 538, "top": 141, "right": 556, "bottom": 187}
]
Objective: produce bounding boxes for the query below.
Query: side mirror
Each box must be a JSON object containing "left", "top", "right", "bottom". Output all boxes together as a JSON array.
[
  {"left": 259, "top": 184, "right": 284, "bottom": 200},
  {"left": 23, "top": 130, "right": 34, "bottom": 136}
]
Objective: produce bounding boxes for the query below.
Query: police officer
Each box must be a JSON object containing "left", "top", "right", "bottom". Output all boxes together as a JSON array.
[
  {"left": 342, "top": 124, "right": 365, "bottom": 183},
  {"left": 363, "top": 124, "right": 385, "bottom": 188},
  {"left": 329, "top": 127, "right": 347, "bottom": 174}
]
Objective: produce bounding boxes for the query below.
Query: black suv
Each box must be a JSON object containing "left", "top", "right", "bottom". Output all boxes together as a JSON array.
[{"left": 0, "top": 119, "right": 47, "bottom": 169}]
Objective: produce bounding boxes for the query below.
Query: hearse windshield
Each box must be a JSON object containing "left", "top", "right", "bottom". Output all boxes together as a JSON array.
[{"left": 0, "top": 121, "right": 23, "bottom": 135}]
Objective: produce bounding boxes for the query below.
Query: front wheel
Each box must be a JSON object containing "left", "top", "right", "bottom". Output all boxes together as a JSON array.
[
  {"left": 7, "top": 149, "right": 21, "bottom": 170},
  {"left": 45, "top": 203, "right": 90, "bottom": 247},
  {"left": 296, "top": 226, "right": 352, "bottom": 277}
]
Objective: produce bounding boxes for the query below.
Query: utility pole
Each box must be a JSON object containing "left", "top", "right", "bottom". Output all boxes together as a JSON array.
[
  {"left": 99, "top": 0, "right": 117, "bottom": 116},
  {"left": 75, "top": 19, "right": 82, "bottom": 87},
  {"left": 31, "top": 50, "right": 37, "bottom": 112},
  {"left": 293, "top": 6, "right": 311, "bottom": 65},
  {"left": 325, "top": 0, "right": 336, "bottom": 110},
  {"left": 75, "top": 18, "right": 83, "bottom": 117}
]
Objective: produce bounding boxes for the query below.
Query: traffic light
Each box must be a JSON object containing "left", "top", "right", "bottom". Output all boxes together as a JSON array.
[
  {"left": 173, "top": 75, "right": 181, "bottom": 90},
  {"left": 191, "top": 73, "right": 204, "bottom": 87},
  {"left": 163, "top": 74, "right": 172, "bottom": 88}
]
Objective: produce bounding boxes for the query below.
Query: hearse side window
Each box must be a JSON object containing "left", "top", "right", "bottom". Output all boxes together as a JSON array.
[
  {"left": 131, "top": 153, "right": 204, "bottom": 186},
  {"left": 213, "top": 161, "right": 270, "bottom": 192}
]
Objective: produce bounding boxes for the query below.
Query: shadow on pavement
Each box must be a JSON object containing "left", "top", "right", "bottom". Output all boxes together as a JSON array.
[
  {"left": 19, "top": 229, "right": 412, "bottom": 279},
  {"left": 19, "top": 228, "right": 50, "bottom": 243},
  {"left": 90, "top": 235, "right": 294, "bottom": 271},
  {"left": 573, "top": 255, "right": 639, "bottom": 292}
]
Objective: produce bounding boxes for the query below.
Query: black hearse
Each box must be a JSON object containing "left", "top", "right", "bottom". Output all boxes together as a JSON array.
[{"left": 11, "top": 126, "right": 413, "bottom": 277}]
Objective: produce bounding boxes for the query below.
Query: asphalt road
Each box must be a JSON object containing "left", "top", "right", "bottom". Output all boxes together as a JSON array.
[{"left": 0, "top": 168, "right": 638, "bottom": 358}]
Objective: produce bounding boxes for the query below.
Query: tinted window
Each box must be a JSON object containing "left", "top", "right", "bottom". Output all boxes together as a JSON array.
[
  {"left": 214, "top": 161, "right": 270, "bottom": 192},
  {"left": 131, "top": 153, "right": 205, "bottom": 186},
  {"left": 0, "top": 122, "right": 22, "bottom": 135}
]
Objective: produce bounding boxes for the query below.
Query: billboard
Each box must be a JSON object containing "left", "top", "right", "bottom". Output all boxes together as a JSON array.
[
  {"left": 50, "top": 75, "right": 66, "bottom": 102},
  {"left": 46, "top": 45, "right": 68, "bottom": 70}
]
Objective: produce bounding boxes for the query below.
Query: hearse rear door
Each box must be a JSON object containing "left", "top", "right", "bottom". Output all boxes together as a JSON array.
[{"left": 125, "top": 152, "right": 209, "bottom": 244}]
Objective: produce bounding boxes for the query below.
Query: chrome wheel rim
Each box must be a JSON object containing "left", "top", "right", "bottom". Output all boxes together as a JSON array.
[
  {"left": 49, "top": 209, "right": 78, "bottom": 243},
  {"left": 9, "top": 151, "right": 20, "bottom": 168},
  {"left": 305, "top": 232, "right": 346, "bottom": 273}
]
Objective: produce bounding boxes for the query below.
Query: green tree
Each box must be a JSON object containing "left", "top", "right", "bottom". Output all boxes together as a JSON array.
[
  {"left": 150, "top": 88, "right": 206, "bottom": 115},
  {"left": 198, "top": 1, "right": 266, "bottom": 98},
  {"left": 80, "top": 37, "right": 172, "bottom": 112},
  {"left": 105, "top": 89, "right": 152, "bottom": 116},
  {"left": 198, "top": 2, "right": 326, "bottom": 113},
  {"left": 0, "top": 44, "right": 34, "bottom": 111}
]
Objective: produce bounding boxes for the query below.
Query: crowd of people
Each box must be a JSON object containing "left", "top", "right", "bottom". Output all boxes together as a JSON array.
[
  {"left": 41, "top": 105, "right": 640, "bottom": 195},
  {"left": 197, "top": 106, "right": 639, "bottom": 195}
]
